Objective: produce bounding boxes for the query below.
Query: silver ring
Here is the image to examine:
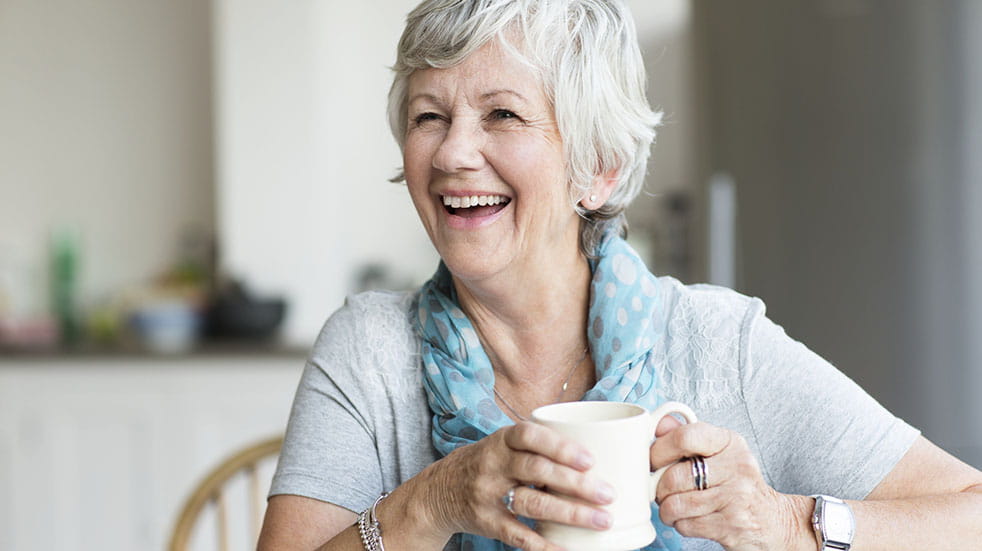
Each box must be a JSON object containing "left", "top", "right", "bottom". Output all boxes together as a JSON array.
[
  {"left": 502, "top": 486, "right": 518, "bottom": 515},
  {"left": 690, "top": 456, "right": 709, "bottom": 491}
]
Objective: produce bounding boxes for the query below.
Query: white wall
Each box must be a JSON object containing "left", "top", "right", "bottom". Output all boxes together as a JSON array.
[
  {"left": 213, "top": 0, "right": 436, "bottom": 347},
  {"left": 0, "top": 0, "right": 214, "bottom": 316}
]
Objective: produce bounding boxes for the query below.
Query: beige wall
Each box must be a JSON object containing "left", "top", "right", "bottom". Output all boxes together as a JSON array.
[{"left": 0, "top": 0, "right": 214, "bottom": 316}]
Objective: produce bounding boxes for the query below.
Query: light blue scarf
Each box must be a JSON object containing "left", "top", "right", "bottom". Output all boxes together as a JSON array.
[{"left": 415, "top": 234, "right": 682, "bottom": 551}]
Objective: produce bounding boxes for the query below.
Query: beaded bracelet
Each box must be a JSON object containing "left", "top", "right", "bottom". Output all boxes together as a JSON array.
[{"left": 357, "top": 493, "right": 389, "bottom": 551}]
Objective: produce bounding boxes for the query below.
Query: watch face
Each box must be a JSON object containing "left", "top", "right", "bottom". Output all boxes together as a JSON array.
[{"left": 823, "top": 501, "right": 855, "bottom": 542}]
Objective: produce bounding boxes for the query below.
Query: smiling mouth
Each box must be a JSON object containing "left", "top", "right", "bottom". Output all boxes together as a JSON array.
[{"left": 442, "top": 194, "right": 511, "bottom": 219}]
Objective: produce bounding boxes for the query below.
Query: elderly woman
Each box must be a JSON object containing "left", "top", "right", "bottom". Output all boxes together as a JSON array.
[{"left": 259, "top": 1, "right": 982, "bottom": 550}]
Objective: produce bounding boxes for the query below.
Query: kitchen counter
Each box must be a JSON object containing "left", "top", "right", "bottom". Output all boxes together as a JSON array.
[
  {"left": 0, "top": 351, "right": 304, "bottom": 551},
  {"left": 0, "top": 340, "right": 309, "bottom": 363}
]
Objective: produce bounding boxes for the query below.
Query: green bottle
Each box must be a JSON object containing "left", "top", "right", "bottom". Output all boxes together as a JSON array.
[{"left": 51, "top": 229, "right": 79, "bottom": 346}]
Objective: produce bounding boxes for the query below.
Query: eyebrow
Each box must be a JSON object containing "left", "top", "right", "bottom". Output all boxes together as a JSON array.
[
  {"left": 407, "top": 92, "right": 442, "bottom": 106},
  {"left": 480, "top": 89, "right": 527, "bottom": 102}
]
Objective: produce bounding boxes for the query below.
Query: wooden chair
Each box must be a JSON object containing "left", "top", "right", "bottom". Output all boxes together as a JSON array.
[{"left": 168, "top": 435, "right": 283, "bottom": 551}]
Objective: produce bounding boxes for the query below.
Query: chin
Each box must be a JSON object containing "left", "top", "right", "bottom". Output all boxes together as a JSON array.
[{"left": 439, "top": 252, "right": 505, "bottom": 283}]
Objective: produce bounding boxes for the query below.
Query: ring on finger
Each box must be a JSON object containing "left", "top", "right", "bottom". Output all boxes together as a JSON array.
[
  {"left": 690, "top": 456, "right": 709, "bottom": 491},
  {"left": 501, "top": 486, "right": 519, "bottom": 515}
]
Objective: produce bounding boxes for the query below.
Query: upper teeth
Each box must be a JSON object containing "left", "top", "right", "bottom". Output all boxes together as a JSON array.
[{"left": 443, "top": 195, "right": 507, "bottom": 208}]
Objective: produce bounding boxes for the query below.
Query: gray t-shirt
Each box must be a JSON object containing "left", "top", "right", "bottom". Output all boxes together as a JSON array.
[{"left": 270, "top": 279, "right": 919, "bottom": 551}]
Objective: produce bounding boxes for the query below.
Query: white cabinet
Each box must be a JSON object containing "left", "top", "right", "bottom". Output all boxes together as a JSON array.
[{"left": 0, "top": 354, "right": 304, "bottom": 551}]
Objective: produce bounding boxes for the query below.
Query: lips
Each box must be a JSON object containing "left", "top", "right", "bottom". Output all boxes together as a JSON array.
[
  {"left": 440, "top": 193, "right": 511, "bottom": 227},
  {"left": 448, "top": 202, "right": 508, "bottom": 218}
]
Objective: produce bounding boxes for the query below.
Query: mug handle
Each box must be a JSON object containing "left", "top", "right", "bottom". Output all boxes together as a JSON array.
[{"left": 647, "top": 402, "right": 699, "bottom": 502}]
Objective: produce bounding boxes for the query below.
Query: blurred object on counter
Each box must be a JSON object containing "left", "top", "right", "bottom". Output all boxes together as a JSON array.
[
  {"left": 169, "top": 226, "right": 215, "bottom": 293},
  {"left": 0, "top": 317, "right": 59, "bottom": 350},
  {"left": 122, "top": 249, "right": 210, "bottom": 354},
  {"left": 50, "top": 227, "right": 81, "bottom": 346},
  {"left": 129, "top": 298, "right": 203, "bottom": 354},
  {"left": 205, "top": 278, "right": 286, "bottom": 341},
  {"left": 85, "top": 299, "right": 124, "bottom": 346},
  {"left": 1, "top": 225, "right": 238, "bottom": 355},
  {"left": 114, "top": 227, "right": 216, "bottom": 354},
  {"left": 0, "top": 240, "right": 60, "bottom": 351}
]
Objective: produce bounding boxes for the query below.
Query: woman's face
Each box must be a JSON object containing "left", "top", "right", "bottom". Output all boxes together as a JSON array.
[{"left": 404, "top": 41, "right": 582, "bottom": 286}]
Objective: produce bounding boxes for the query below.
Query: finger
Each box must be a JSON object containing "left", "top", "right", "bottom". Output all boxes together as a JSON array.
[
  {"left": 497, "top": 515, "right": 566, "bottom": 551},
  {"left": 655, "top": 456, "right": 723, "bottom": 502},
  {"left": 655, "top": 414, "right": 683, "bottom": 437},
  {"left": 657, "top": 486, "right": 726, "bottom": 526},
  {"left": 673, "top": 511, "right": 729, "bottom": 543},
  {"left": 510, "top": 486, "right": 613, "bottom": 531},
  {"left": 650, "top": 422, "right": 732, "bottom": 468},
  {"left": 508, "top": 451, "right": 616, "bottom": 505},
  {"left": 504, "top": 422, "right": 594, "bottom": 470}
]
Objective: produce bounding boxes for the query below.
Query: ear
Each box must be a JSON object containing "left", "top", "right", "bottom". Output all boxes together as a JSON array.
[{"left": 581, "top": 169, "right": 619, "bottom": 210}]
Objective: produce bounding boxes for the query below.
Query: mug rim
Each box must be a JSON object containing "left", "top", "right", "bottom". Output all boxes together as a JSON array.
[{"left": 531, "top": 401, "right": 647, "bottom": 425}]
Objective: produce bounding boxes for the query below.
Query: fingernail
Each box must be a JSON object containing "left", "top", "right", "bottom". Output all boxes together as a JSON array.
[
  {"left": 575, "top": 452, "right": 594, "bottom": 469},
  {"left": 593, "top": 510, "right": 613, "bottom": 529},
  {"left": 596, "top": 482, "right": 616, "bottom": 503}
]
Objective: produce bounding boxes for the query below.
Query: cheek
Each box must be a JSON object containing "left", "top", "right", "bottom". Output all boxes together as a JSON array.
[
  {"left": 406, "top": 185, "right": 438, "bottom": 237},
  {"left": 403, "top": 143, "right": 434, "bottom": 199},
  {"left": 496, "top": 143, "right": 567, "bottom": 196},
  {"left": 403, "top": 136, "right": 429, "bottom": 174},
  {"left": 405, "top": 175, "right": 432, "bottom": 217}
]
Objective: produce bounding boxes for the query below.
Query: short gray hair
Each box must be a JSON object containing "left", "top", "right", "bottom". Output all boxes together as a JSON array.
[{"left": 388, "top": 0, "right": 662, "bottom": 255}]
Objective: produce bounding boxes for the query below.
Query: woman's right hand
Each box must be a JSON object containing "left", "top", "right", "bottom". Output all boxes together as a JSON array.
[
  {"left": 260, "top": 423, "right": 615, "bottom": 551},
  {"left": 409, "top": 421, "right": 616, "bottom": 551}
]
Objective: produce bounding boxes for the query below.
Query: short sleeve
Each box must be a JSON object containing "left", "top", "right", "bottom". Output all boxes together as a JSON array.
[
  {"left": 741, "top": 306, "right": 920, "bottom": 499},
  {"left": 269, "top": 304, "right": 383, "bottom": 513}
]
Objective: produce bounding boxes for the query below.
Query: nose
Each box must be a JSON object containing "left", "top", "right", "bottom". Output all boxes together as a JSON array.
[{"left": 431, "top": 119, "right": 485, "bottom": 174}]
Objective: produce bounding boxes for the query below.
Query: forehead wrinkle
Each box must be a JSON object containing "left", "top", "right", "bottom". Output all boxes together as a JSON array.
[{"left": 407, "top": 65, "right": 479, "bottom": 109}]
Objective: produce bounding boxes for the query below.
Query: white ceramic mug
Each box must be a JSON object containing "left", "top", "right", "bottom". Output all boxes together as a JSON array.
[{"left": 531, "top": 401, "right": 698, "bottom": 551}]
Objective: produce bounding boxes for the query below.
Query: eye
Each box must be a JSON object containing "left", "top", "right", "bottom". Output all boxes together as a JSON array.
[
  {"left": 488, "top": 109, "right": 521, "bottom": 122},
  {"left": 412, "top": 112, "right": 443, "bottom": 126}
]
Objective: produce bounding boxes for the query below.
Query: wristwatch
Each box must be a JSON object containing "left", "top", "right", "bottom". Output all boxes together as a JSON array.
[{"left": 810, "top": 495, "right": 855, "bottom": 551}]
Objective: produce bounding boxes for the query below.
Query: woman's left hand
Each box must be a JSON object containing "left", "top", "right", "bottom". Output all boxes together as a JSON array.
[{"left": 650, "top": 418, "right": 814, "bottom": 551}]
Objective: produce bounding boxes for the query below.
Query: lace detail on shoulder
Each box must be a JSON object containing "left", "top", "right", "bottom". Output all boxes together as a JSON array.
[
  {"left": 317, "top": 290, "right": 423, "bottom": 407},
  {"left": 654, "top": 280, "right": 760, "bottom": 410}
]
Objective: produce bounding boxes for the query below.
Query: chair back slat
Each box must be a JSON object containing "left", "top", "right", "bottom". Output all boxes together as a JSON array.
[
  {"left": 247, "top": 464, "right": 262, "bottom": 543},
  {"left": 168, "top": 436, "right": 283, "bottom": 551},
  {"left": 216, "top": 490, "right": 229, "bottom": 551}
]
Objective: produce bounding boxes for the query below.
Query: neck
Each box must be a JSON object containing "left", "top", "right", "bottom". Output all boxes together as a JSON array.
[{"left": 451, "top": 247, "right": 593, "bottom": 385}]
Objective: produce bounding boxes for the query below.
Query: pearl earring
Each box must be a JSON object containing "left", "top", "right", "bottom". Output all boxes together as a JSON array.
[{"left": 589, "top": 194, "right": 597, "bottom": 203}]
